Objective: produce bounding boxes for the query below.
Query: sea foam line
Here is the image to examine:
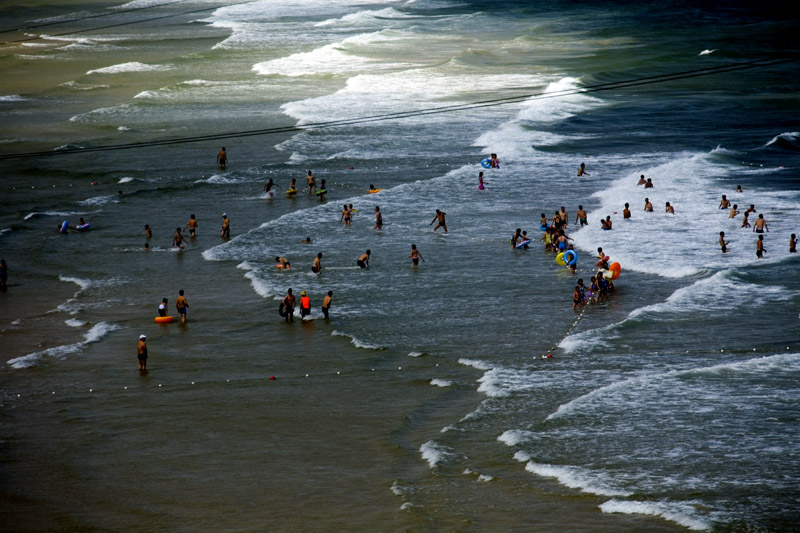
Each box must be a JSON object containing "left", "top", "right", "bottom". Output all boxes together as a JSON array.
[
  {"left": 7, "top": 322, "right": 121, "bottom": 369},
  {"left": 600, "top": 499, "right": 710, "bottom": 531}
]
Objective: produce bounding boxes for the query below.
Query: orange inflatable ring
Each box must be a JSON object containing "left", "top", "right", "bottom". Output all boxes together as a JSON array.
[
  {"left": 609, "top": 262, "right": 621, "bottom": 280},
  {"left": 155, "top": 316, "right": 174, "bottom": 323}
]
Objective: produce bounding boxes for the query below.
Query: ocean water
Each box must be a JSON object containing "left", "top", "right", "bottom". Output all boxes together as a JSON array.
[{"left": 1, "top": 1, "right": 799, "bottom": 531}]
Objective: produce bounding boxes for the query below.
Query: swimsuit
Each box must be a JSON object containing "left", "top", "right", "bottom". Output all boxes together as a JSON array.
[{"left": 357, "top": 259, "right": 367, "bottom": 268}]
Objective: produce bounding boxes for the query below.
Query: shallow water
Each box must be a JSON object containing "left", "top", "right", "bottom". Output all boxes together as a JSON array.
[{"left": 2, "top": 1, "right": 800, "bottom": 531}]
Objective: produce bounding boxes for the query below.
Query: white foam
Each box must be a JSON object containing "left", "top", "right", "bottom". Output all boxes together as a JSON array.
[
  {"left": 457, "top": 358, "right": 492, "bottom": 371},
  {"left": 315, "top": 7, "right": 411, "bottom": 27},
  {"left": 8, "top": 322, "right": 121, "bottom": 369},
  {"left": 118, "top": 177, "right": 134, "bottom": 184},
  {"left": 419, "top": 440, "right": 452, "bottom": 469},
  {"left": 497, "top": 429, "right": 532, "bottom": 447},
  {"left": 525, "top": 461, "right": 632, "bottom": 497},
  {"left": 86, "top": 62, "right": 173, "bottom": 75},
  {"left": 331, "top": 330, "right": 383, "bottom": 350},
  {"left": 764, "top": 131, "right": 799, "bottom": 147},
  {"left": 600, "top": 499, "right": 710, "bottom": 531},
  {"left": 430, "top": 378, "right": 452, "bottom": 387},
  {"left": 194, "top": 174, "right": 243, "bottom": 185},
  {"left": 477, "top": 474, "right": 493, "bottom": 482},
  {"left": 24, "top": 210, "right": 80, "bottom": 220},
  {"left": 59, "top": 275, "right": 92, "bottom": 292},
  {"left": 407, "top": 351, "right": 424, "bottom": 357},
  {"left": 0, "top": 95, "right": 27, "bottom": 102},
  {"left": 79, "top": 194, "right": 117, "bottom": 206},
  {"left": 65, "top": 318, "right": 85, "bottom": 327},
  {"left": 699, "top": 49, "right": 716, "bottom": 55}
]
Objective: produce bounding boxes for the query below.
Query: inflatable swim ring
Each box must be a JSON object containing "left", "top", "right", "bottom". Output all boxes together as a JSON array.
[
  {"left": 540, "top": 224, "right": 548, "bottom": 231},
  {"left": 368, "top": 189, "right": 382, "bottom": 194},
  {"left": 59, "top": 220, "right": 69, "bottom": 234},
  {"left": 564, "top": 249, "right": 578, "bottom": 266},
  {"left": 515, "top": 239, "right": 531, "bottom": 249},
  {"left": 480, "top": 158, "right": 492, "bottom": 169},
  {"left": 556, "top": 252, "right": 566, "bottom": 266},
  {"left": 76, "top": 223, "right": 91, "bottom": 231},
  {"left": 276, "top": 264, "right": 290, "bottom": 270},
  {"left": 609, "top": 262, "right": 621, "bottom": 280},
  {"left": 279, "top": 302, "right": 287, "bottom": 317},
  {"left": 595, "top": 255, "right": 610, "bottom": 267},
  {"left": 285, "top": 189, "right": 298, "bottom": 196},
  {"left": 155, "top": 316, "right": 174, "bottom": 324}
]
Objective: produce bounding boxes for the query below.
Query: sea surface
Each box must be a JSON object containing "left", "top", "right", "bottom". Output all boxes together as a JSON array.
[{"left": 1, "top": 1, "right": 799, "bottom": 531}]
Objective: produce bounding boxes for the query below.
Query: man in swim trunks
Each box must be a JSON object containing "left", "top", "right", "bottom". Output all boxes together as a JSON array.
[
  {"left": 220, "top": 213, "right": 230, "bottom": 238},
  {"left": 312, "top": 253, "right": 322, "bottom": 274},
  {"left": 575, "top": 205, "right": 588, "bottom": 226},
  {"left": 745, "top": 204, "right": 756, "bottom": 215},
  {"left": 322, "top": 290, "right": 332, "bottom": 319},
  {"left": 719, "top": 195, "right": 730, "bottom": 209},
  {"left": 183, "top": 214, "right": 198, "bottom": 237},
  {"left": 644, "top": 198, "right": 653, "bottom": 212},
  {"left": 729, "top": 204, "right": 739, "bottom": 219},
  {"left": 408, "top": 244, "right": 425, "bottom": 266},
  {"left": 753, "top": 214, "right": 768, "bottom": 233},
  {"left": 719, "top": 231, "right": 729, "bottom": 253},
  {"left": 637, "top": 175, "right": 646, "bottom": 186},
  {"left": 217, "top": 147, "right": 227, "bottom": 167},
  {"left": 577, "top": 162, "right": 589, "bottom": 176},
  {"left": 644, "top": 178, "right": 654, "bottom": 189},
  {"left": 756, "top": 235, "right": 766, "bottom": 258},
  {"left": 176, "top": 289, "right": 189, "bottom": 324},
  {"left": 341, "top": 205, "right": 351, "bottom": 227},
  {"left": 145, "top": 224, "right": 152, "bottom": 239},
  {"left": 282, "top": 288, "right": 295, "bottom": 322},
  {"left": 357, "top": 250, "right": 370, "bottom": 269},
  {"left": 275, "top": 256, "right": 291, "bottom": 269},
  {"left": 601, "top": 216, "right": 612, "bottom": 230},
  {"left": 263, "top": 179, "right": 279, "bottom": 198},
  {"left": 623, "top": 203, "right": 631, "bottom": 219},
  {"left": 430, "top": 209, "right": 447, "bottom": 232},
  {"left": 137, "top": 334, "right": 147, "bottom": 372},
  {"left": 172, "top": 227, "right": 185, "bottom": 251},
  {"left": 560, "top": 206, "right": 568, "bottom": 228},
  {"left": 306, "top": 170, "right": 316, "bottom": 195},
  {"left": 665, "top": 202, "right": 674, "bottom": 214},
  {"left": 374, "top": 206, "right": 383, "bottom": 230}
]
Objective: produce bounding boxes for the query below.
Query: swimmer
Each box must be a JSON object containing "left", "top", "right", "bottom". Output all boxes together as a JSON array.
[
  {"left": 0, "top": 259, "right": 8, "bottom": 290},
  {"left": 736, "top": 185, "right": 743, "bottom": 193},
  {"left": 220, "top": 213, "right": 230, "bottom": 238},
  {"left": 137, "top": 334, "right": 147, "bottom": 372},
  {"left": 275, "top": 256, "right": 291, "bottom": 269},
  {"left": 317, "top": 179, "right": 327, "bottom": 201},
  {"left": 665, "top": 202, "right": 674, "bottom": 214},
  {"left": 217, "top": 146, "right": 227, "bottom": 167},
  {"left": 644, "top": 198, "right": 654, "bottom": 212},
  {"left": 301, "top": 236, "right": 312, "bottom": 244},
  {"left": 601, "top": 216, "right": 612, "bottom": 230},
  {"left": 560, "top": 206, "right": 568, "bottom": 228},
  {"left": 322, "top": 291, "right": 332, "bottom": 319},
  {"left": 144, "top": 224, "right": 152, "bottom": 239},
  {"left": 158, "top": 298, "right": 168, "bottom": 317},
  {"left": 299, "top": 291, "right": 311, "bottom": 318},
  {"left": 183, "top": 214, "right": 198, "bottom": 237},
  {"left": 340, "top": 204, "right": 351, "bottom": 227},
  {"left": 719, "top": 231, "right": 729, "bottom": 253},
  {"left": 78, "top": 217, "right": 87, "bottom": 227},
  {"left": 172, "top": 227, "right": 185, "bottom": 250},
  {"left": 282, "top": 288, "right": 295, "bottom": 322},
  {"left": 490, "top": 153, "right": 500, "bottom": 168},
  {"left": 719, "top": 195, "right": 730, "bottom": 209},
  {"left": 790, "top": 233, "right": 797, "bottom": 253},
  {"left": 753, "top": 213, "right": 768, "bottom": 233},
  {"left": 357, "top": 250, "right": 371, "bottom": 269},
  {"left": 576, "top": 205, "right": 588, "bottom": 226},
  {"left": 369, "top": 184, "right": 376, "bottom": 191},
  {"left": 478, "top": 172, "right": 485, "bottom": 190},
  {"left": 577, "top": 162, "right": 590, "bottom": 176},
  {"left": 573, "top": 285, "right": 582, "bottom": 310},
  {"left": 143, "top": 243, "right": 150, "bottom": 251},
  {"left": 176, "top": 289, "right": 188, "bottom": 324},
  {"left": 729, "top": 204, "right": 739, "bottom": 219},
  {"left": 312, "top": 253, "right": 322, "bottom": 275},
  {"left": 263, "top": 178, "right": 280, "bottom": 198},
  {"left": 430, "top": 209, "right": 447, "bottom": 233},
  {"left": 741, "top": 211, "right": 751, "bottom": 228},
  {"left": 637, "top": 174, "right": 646, "bottom": 186},
  {"left": 374, "top": 206, "right": 383, "bottom": 229},
  {"left": 408, "top": 244, "right": 425, "bottom": 266},
  {"left": 540, "top": 213, "right": 549, "bottom": 229},
  {"left": 745, "top": 204, "right": 756, "bottom": 215},
  {"left": 623, "top": 203, "right": 631, "bottom": 219},
  {"left": 348, "top": 204, "right": 355, "bottom": 217},
  {"left": 306, "top": 170, "right": 316, "bottom": 195},
  {"left": 289, "top": 178, "right": 297, "bottom": 191},
  {"left": 644, "top": 178, "right": 654, "bottom": 189},
  {"left": 511, "top": 228, "right": 522, "bottom": 248},
  {"left": 756, "top": 234, "right": 766, "bottom": 258}
]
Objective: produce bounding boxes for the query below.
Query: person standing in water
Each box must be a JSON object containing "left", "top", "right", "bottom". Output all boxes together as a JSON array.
[
  {"left": 312, "top": 253, "right": 322, "bottom": 275},
  {"left": 790, "top": 234, "right": 797, "bottom": 253},
  {"left": 577, "top": 162, "right": 589, "bottom": 176},
  {"left": 306, "top": 170, "right": 316, "bottom": 195},
  {"left": 183, "top": 214, "right": 198, "bottom": 237},
  {"left": 299, "top": 291, "right": 311, "bottom": 318},
  {"left": 217, "top": 147, "right": 227, "bottom": 167},
  {"left": 282, "top": 288, "right": 295, "bottom": 322},
  {"left": 490, "top": 153, "right": 500, "bottom": 168},
  {"left": 158, "top": 298, "right": 168, "bottom": 317},
  {"left": 753, "top": 213, "right": 769, "bottom": 233},
  {"left": 176, "top": 289, "right": 189, "bottom": 324},
  {"left": 756, "top": 235, "right": 766, "bottom": 258},
  {"left": 144, "top": 224, "right": 152, "bottom": 239},
  {"left": 408, "top": 244, "right": 425, "bottom": 266},
  {"left": 137, "top": 334, "right": 148, "bottom": 372},
  {"left": 478, "top": 172, "right": 486, "bottom": 190},
  {"left": 430, "top": 209, "right": 447, "bottom": 232},
  {"left": 172, "top": 227, "right": 185, "bottom": 251},
  {"left": 374, "top": 206, "right": 383, "bottom": 230},
  {"left": 665, "top": 202, "right": 675, "bottom": 214},
  {"left": 357, "top": 250, "right": 371, "bottom": 269},
  {"left": 220, "top": 213, "right": 230, "bottom": 238},
  {"left": 321, "top": 291, "right": 332, "bottom": 319},
  {"left": 263, "top": 178, "right": 279, "bottom": 199},
  {"left": 575, "top": 205, "right": 588, "bottom": 226},
  {"left": 623, "top": 203, "right": 631, "bottom": 219},
  {"left": 719, "top": 231, "right": 729, "bottom": 253}
]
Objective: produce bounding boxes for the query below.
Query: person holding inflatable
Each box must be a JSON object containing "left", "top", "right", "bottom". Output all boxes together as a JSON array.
[
  {"left": 275, "top": 256, "right": 291, "bottom": 269},
  {"left": 490, "top": 153, "right": 500, "bottom": 168}
]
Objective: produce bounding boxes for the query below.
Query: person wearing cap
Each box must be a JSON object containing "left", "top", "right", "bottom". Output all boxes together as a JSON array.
[
  {"left": 220, "top": 213, "right": 230, "bottom": 238},
  {"left": 137, "top": 335, "right": 148, "bottom": 372},
  {"left": 299, "top": 291, "right": 311, "bottom": 318}
]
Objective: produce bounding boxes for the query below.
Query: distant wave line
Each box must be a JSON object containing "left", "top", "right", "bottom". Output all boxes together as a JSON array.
[{"left": 0, "top": 57, "right": 794, "bottom": 161}]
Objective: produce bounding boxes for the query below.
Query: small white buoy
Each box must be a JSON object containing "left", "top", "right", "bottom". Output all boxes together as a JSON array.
[
  {"left": 720, "top": 349, "right": 724, "bottom": 352},
  {"left": 305, "top": 374, "right": 309, "bottom": 377},
  {"left": 52, "top": 391, "right": 55, "bottom": 394},
  {"left": 753, "top": 348, "right": 757, "bottom": 351},
  {"left": 398, "top": 366, "right": 402, "bottom": 370},
  {"left": 337, "top": 371, "right": 340, "bottom": 375},
  {"left": 89, "top": 389, "right": 93, "bottom": 392},
  {"left": 159, "top": 384, "right": 162, "bottom": 387},
  {"left": 191, "top": 381, "right": 195, "bottom": 385},
  {"left": 124, "top": 386, "right": 127, "bottom": 390}
]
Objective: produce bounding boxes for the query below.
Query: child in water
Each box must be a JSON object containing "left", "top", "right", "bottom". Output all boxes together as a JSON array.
[{"left": 478, "top": 172, "right": 485, "bottom": 190}]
